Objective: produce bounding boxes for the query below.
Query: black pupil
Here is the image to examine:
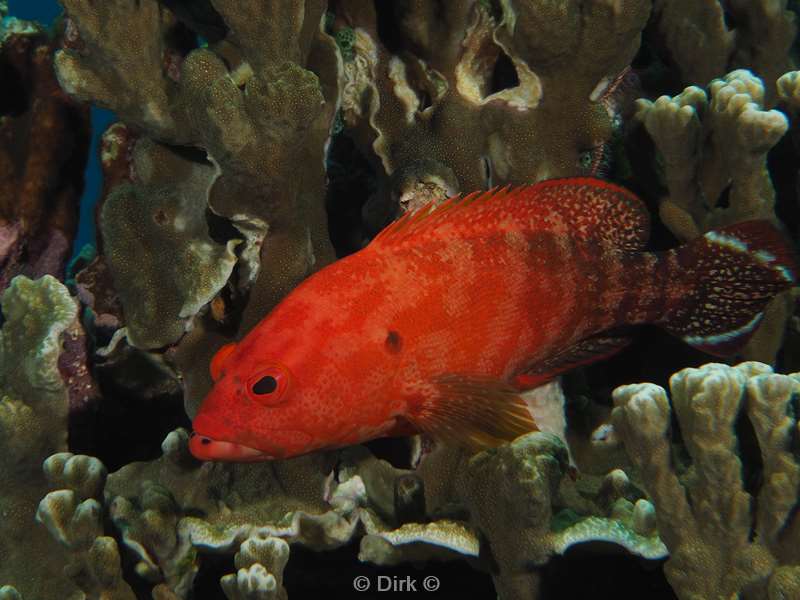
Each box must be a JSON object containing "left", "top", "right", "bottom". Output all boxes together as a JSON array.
[{"left": 253, "top": 375, "right": 278, "bottom": 394}]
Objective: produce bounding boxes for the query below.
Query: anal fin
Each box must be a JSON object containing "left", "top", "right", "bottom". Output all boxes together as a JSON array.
[
  {"left": 514, "top": 334, "right": 632, "bottom": 390},
  {"left": 407, "top": 374, "right": 538, "bottom": 453}
]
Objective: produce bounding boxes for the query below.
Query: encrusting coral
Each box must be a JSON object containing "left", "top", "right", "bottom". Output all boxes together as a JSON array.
[{"left": 612, "top": 362, "right": 800, "bottom": 600}]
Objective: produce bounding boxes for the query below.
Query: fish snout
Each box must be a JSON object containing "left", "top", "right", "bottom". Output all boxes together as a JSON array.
[{"left": 188, "top": 432, "right": 274, "bottom": 461}]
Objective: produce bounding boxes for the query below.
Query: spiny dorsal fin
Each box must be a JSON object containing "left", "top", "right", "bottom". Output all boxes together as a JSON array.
[
  {"left": 406, "top": 374, "right": 538, "bottom": 453},
  {"left": 369, "top": 177, "right": 650, "bottom": 250},
  {"left": 370, "top": 186, "right": 512, "bottom": 246}
]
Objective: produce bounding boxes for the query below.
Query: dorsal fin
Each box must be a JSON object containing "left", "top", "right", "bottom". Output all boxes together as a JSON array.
[{"left": 369, "top": 177, "right": 650, "bottom": 250}]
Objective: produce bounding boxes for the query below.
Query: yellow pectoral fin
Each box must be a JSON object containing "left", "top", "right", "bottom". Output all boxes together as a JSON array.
[{"left": 406, "top": 374, "right": 538, "bottom": 453}]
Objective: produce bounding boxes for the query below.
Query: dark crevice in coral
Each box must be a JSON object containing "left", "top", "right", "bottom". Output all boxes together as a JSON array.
[
  {"left": 418, "top": 88, "right": 433, "bottom": 112},
  {"left": 769, "top": 134, "right": 800, "bottom": 240},
  {"left": 717, "top": 184, "right": 732, "bottom": 209},
  {"left": 488, "top": 50, "right": 519, "bottom": 95},
  {"left": 483, "top": 0, "right": 505, "bottom": 23},
  {"left": 394, "top": 473, "right": 427, "bottom": 524},
  {"left": 720, "top": 5, "right": 739, "bottom": 31},
  {"left": 158, "top": 0, "right": 229, "bottom": 44},
  {"left": 205, "top": 207, "right": 241, "bottom": 244},
  {"left": 170, "top": 143, "right": 211, "bottom": 165},
  {"left": 364, "top": 436, "right": 414, "bottom": 469},
  {"left": 736, "top": 412, "right": 764, "bottom": 542},
  {"left": 541, "top": 544, "right": 676, "bottom": 599},
  {"left": 480, "top": 155, "right": 493, "bottom": 187},
  {"left": 0, "top": 57, "right": 28, "bottom": 117},
  {"left": 283, "top": 542, "right": 495, "bottom": 599},
  {"left": 164, "top": 19, "right": 200, "bottom": 55},
  {"left": 116, "top": 532, "right": 157, "bottom": 600},
  {"left": 373, "top": 0, "right": 405, "bottom": 54},
  {"left": 622, "top": 124, "right": 681, "bottom": 253},
  {"left": 635, "top": 16, "right": 686, "bottom": 97},
  {"left": 325, "top": 133, "right": 378, "bottom": 257},
  {"left": 69, "top": 380, "right": 189, "bottom": 472},
  {"left": 192, "top": 553, "right": 235, "bottom": 600}
]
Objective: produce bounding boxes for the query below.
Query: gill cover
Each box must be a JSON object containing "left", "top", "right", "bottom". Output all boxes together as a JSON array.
[{"left": 210, "top": 342, "right": 237, "bottom": 381}]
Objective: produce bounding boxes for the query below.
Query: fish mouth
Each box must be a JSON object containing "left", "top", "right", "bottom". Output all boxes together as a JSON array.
[{"left": 188, "top": 432, "right": 275, "bottom": 462}]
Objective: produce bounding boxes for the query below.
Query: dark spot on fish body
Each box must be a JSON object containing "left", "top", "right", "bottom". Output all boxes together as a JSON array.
[{"left": 385, "top": 330, "right": 403, "bottom": 353}]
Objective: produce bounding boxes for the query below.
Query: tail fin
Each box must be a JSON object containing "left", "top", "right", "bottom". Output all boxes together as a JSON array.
[{"left": 659, "top": 221, "right": 797, "bottom": 356}]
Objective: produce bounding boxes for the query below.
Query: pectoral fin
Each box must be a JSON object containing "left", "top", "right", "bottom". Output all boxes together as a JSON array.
[{"left": 406, "top": 374, "right": 538, "bottom": 453}]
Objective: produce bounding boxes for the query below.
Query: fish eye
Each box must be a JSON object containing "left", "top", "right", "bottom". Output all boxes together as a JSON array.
[
  {"left": 247, "top": 366, "right": 289, "bottom": 406},
  {"left": 253, "top": 375, "right": 277, "bottom": 394}
]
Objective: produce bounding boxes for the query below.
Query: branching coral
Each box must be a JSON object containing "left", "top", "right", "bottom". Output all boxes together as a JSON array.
[
  {"left": 636, "top": 69, "right": 795, "bottom": 363},
  {"left": 612, "top": 362, "right": 800, "bottom": 599},
  {"left": 650, "top": 0, "right": 796, "bottom": 100},
  {"left": 55, "top": 0, "right": 339, "bottom": 415},
  {"left": 411, "top": 434, "right": 665, "bottom": 600},
  {"left": 220, "top": 533, "right": 290, "bottom": 600},
  {"left": 636, "top": 69, "right": 789, "bottom": 239},
  {"left": 0, "top": 276, "right": 81, "bottom": 599},
  {"left": 1, "top": 2, "right": 797, "bottom": 599},
  {"left": 95, "top": 429, "right": 353, "bottom": 595},
  {"left": 334, "top": 0, "right": 650, "bottom": 216},
  {"left": 38, "top": 452, "right": 135, "bottom": 600},
  {"left": 100, "top": 139, "right": 239, "bottom": 349}
]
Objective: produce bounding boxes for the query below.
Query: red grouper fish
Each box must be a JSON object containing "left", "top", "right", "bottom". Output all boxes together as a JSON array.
[{"left": 189, "top": 177, "right": 797, "bottom": 461}]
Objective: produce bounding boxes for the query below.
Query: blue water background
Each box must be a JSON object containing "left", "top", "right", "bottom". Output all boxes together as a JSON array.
[{"left": 8, "top": 0, "right": 116, "bottom": 253}]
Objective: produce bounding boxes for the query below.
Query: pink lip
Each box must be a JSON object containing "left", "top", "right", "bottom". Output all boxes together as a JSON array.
[{"left": 189, "top": 433, "right": 274, "bottom": 462}]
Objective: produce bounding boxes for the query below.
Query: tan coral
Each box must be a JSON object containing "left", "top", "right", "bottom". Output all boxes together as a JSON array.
[
  {"left": 220, "top": 532, "right": 290, "bottom": 600},
  {"left": 651, "top": 0, "right": 796, "bottom": 101},
  {"left": 335, "top": 0, "right": 650, "bottom": 210},
  {"left": 100, "top": 139, "right": 239, "bottom": 349},
  {"left": 0, "top": 277, "right": 84, "bottom": 599},
  {"left": 637, "top": 70, "right": 788, "bottom": 237},
  {"left": 37, "top": 453, "right": 135, "bottom": 599},
  {"left": 56, "top": 0, "right": 189, "bottom": 141},
  {"left": 612, "top": 362, "right": 800, "bottom": 600},
  {"left": 636, "top": 69, "right": 794, "bottom": 363},
  {"left": 56, "top": 0, "right": 340, "bottom": 416}
]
